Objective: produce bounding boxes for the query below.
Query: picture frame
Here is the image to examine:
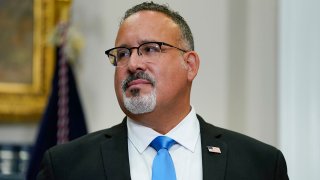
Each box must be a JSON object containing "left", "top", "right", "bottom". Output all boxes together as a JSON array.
[{"left": 0, "top": 0, "right": 71, "bottom": 122}]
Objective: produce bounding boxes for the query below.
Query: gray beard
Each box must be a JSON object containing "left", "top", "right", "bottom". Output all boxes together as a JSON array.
[{"left": 123, "top": 88, "right": 156, "bottom": 114}]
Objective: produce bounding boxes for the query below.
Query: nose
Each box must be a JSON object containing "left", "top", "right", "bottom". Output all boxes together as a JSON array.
[{"left": 127, "top": 49, "right": 146, "bottom": 73}]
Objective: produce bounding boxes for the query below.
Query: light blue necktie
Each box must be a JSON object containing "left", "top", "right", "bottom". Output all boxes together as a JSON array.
[{"left": 150, "top": 136, "right": 177, "bottom": 180}]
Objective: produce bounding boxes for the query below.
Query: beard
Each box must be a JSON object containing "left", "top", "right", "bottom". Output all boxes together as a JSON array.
[
  {"left": 121, "top": 72, "right": 156, "bottom": 114},
  {"left": 123, "top": 88, "right": 156, "bottom": 114}
]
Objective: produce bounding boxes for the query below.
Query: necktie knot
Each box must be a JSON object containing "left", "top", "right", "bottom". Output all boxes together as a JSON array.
[{"left": 150, "top": 136, "right": 176, "bottom": 152}]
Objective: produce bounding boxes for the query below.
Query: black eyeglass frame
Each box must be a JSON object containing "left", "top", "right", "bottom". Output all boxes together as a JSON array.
[{"left": 105, "top": 41, "right": 188, "bottom": 66}]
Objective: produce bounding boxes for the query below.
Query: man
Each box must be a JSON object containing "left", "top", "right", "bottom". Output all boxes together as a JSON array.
[{"left": 37, "top": 2, "right": 289, "bottom": 180}]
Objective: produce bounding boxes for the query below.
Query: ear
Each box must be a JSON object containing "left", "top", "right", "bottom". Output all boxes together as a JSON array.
[{"left": 183, "top": 51, "right": 200, "bottom": 81}]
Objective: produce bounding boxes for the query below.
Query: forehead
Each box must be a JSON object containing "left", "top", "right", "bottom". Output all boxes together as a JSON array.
[{"left": 115, "top": 11, "right": 181, "bottom": 46}]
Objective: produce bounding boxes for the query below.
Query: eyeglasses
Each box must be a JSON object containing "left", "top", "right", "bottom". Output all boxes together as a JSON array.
[{"left": 105, "top": 41, "right": 188, "bottom": 67}]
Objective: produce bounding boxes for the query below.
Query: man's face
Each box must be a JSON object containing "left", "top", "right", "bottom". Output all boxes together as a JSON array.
[{"left": 114, "top": 11, "right": 190, "bottom": 117}]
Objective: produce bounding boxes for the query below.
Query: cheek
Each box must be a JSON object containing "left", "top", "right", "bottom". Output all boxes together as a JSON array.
[
  {"left": 155, "top": 61, "right": 188, "bottom": 92},
  {"left": 114, "top": 70, "right": 125, "bottom": 95}
]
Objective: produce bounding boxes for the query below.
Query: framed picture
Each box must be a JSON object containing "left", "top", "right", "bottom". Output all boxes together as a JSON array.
[{"left": 0, "top": 0, "right": 70, "bottom": 122}]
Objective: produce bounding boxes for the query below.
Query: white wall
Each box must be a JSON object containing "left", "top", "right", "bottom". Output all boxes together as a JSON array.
[
  {"left": 279, "top": 0, "right": 320, "bottom": 179},
  {"left": 226, "top": 0, "right": 278, "bottom": 145}
]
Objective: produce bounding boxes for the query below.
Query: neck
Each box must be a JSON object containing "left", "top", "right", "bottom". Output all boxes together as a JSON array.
[{"left": 128, "top": 104, "right": 191, "bottom": 135}]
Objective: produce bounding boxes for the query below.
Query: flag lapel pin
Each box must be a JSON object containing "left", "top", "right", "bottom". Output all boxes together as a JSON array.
[{"left": 207, "top": 146, "right": 221, "bottom": 154}]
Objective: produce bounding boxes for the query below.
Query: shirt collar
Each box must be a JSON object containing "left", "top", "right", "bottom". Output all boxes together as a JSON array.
[{"left": 127, "top": 106, "right": 200, "bottom": 154}]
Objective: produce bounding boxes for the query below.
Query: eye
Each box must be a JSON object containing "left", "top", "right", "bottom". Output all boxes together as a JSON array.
[
  {"left": 140, "top": 43, "right": 161, "bottom": 55},
  {"left": 116, "top": 48, "right": 130, "bottom": 60}
]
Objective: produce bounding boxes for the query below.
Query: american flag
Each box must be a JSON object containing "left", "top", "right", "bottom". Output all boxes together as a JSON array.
[
  {"left": 26, "top": 23, "right": 87, "bottom": 180},
  {"left": 207, "top": 146, "right": 221, "bottom": 154}
]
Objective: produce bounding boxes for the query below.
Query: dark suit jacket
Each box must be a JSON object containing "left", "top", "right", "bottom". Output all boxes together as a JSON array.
[{"left": 37, "top": 115, "right": 289, "bottom": 180}]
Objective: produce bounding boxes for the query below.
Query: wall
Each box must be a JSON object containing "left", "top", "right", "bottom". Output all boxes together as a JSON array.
[{"left": 279, "top": 0, "right": 320, "bottom": 179}]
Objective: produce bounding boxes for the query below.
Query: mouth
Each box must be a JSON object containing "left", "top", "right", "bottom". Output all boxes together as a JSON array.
[
  {"left": 122, "top": 72, "right": 155, "bottom": 92},
  {"left": 127, "top": 79, "right": 152, "bottom": 89}
]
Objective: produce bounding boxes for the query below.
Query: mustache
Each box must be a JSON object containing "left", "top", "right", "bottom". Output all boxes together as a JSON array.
[{"left": 121, "top": 72, "right": 156, "bottom": 91}]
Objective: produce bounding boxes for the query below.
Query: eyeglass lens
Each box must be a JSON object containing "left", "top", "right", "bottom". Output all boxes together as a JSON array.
[{"left": 108, "top": 42, "right": 162, "bottom": 66}]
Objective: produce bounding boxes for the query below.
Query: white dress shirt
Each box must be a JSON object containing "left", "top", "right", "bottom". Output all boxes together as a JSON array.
[{"left": 127, "top": 107, "right": 202, "bottom": 180}]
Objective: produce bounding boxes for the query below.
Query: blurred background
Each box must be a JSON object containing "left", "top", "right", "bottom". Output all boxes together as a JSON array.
[{"left": 0, "top": 0, "right": 319, "bottom": 179}]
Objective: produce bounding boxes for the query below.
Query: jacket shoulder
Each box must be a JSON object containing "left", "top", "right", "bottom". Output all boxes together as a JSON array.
[
  {"left": 37, "top": 121, "right": 127, "bottom": 180},
  {"left": 198, "top": 115, "right": 288, "bottom": 179},
  {"left": 50, "top": 121, "right": 126, "bottom": 153},
  {"left": 198, "top": 114, "right": 278, "bottom": 152}
]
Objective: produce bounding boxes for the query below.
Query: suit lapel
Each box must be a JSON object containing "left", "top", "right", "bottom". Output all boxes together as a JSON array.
[
  {"left": 100, "top": 119, "right": 131, "bottom": 180},
  {"left": 198, "top": 115, "right": 227, "bottom": 180}
]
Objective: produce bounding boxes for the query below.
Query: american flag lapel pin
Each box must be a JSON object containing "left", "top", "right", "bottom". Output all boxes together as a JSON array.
[{"left": 207, "top": 146, "right": 221, "bottom": 154}]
